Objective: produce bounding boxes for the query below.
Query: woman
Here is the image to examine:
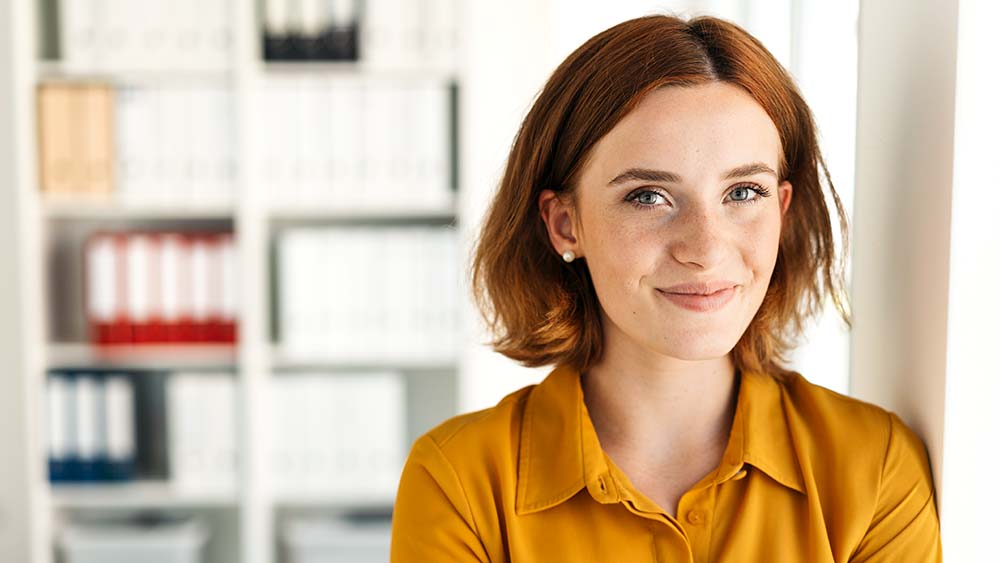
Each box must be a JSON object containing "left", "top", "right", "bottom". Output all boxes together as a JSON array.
[{"left": 390, "top": 13, "right": 942, "bottom": 562}]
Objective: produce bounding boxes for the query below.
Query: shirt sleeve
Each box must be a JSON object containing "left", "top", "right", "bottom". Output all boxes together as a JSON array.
[
  {"left": 390, "top": 433, "right": 491, "bottom": 562},
  {"left": 849, "top": 411, "right": 943, "bottom": 563}
]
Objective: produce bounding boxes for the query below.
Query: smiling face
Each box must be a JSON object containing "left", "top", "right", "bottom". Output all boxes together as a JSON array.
[{"left": 540, "top": 81, "right": 793, "bottom": 363}]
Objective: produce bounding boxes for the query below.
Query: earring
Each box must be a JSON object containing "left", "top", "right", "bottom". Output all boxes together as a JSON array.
[{"left": 562, "top": 250, "right": 576, "bottom": 263}]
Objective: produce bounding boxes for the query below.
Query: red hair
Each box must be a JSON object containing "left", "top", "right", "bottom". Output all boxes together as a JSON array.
[{"left": 470, "top": 14, "right": 851, "bottom": 381}]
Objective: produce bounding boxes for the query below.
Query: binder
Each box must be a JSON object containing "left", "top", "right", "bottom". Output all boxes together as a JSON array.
[
  {"left": 271, "top": 371, "right": 405, "bottom": 498},
  {"left": 173, "top": 233, "right": 196, "bottom": 343},
  {"left": 158, "top": 232, "right": 184, "bottom": 343},
  {"left": 84, "top": 232, "right": 129, "bottom": 345},
  {"left": 158, "top": 86, "right": 191, "bottom": 205},
  {"left": 299, "top": 0, "right": 326, "bottom": 59},
  {"left": 264, "top": 0, "right": 293, "bottom": 60},
  {"left": 427, "top": 0, "right": 458, "bottom": 70},
  {"left": 116, "top": 84, "right": 158, "bottom": 203},
  {"left": 189, "top": 234, "right": 212, "bottom": 343},
  {"left": 167, "top": 372, "right": 238, "bottom": 493},
  {"left": 362, "top": 80, "right": 393, "bottom": 200},
  {"left": 58, "top": 0, "right": 232, "bottom": 73},
  {"left": 59, "top": 0, "right": 96, "bottom": 71},
  {"left": 37, "top": 83, "right": 76, "bottom": 194},
  {"left": 323, "top": 0, "right": 359, "bottom": 60},
  {"left": 125, "top": 232, "right": 155, "bottom": 343},
  {"left": 211, "top": 86, "right": 237, "bottom": 201},
  {"left": 72, "top": 374, "right": 103, "bottom": 481},
  {"left": 102, "top": 374, "right": 136, "bottom": 481},
  {"left": 47, "top": 373, "right": 72, "bottom": 482},
  {"left": 80, "top": 83, "right": 115, "bottom": 196},
  {"left": 328, "top": 76, "right": 364, "bottom": 203}
]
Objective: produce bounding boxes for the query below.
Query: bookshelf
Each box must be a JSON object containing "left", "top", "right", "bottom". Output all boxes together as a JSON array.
[{"left": 2, "top": 1, "right": 464, "bottom": 562}]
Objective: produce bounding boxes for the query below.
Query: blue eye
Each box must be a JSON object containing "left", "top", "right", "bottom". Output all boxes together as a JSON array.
[
  {"left": 624, "top": 183, "right": 772, "bottom": 211},
  {"left": 637, "top": 191, "right": 666, "bottom": 206},
  {"left": 728, "top": 184, "right": 771, "bottom": 206}
]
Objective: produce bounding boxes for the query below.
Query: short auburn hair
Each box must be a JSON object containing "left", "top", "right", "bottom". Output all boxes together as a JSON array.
[{"left": 469, "top": 13, "right": 851, "bottom": 382}]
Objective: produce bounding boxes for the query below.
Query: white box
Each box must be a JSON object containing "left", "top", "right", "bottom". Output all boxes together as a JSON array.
[
  {"left": 59, "top": 518, "right": 208, "bottom": 563},
  {"left": 281, "top": 517, "right": 391, "bottom": 563}
]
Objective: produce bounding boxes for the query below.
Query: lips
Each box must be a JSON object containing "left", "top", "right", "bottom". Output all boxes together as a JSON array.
[
  {"left": 656, "top": 285, "right": 738, "bottom": 312},
  {"left": 660, "top": 280, "right": 739, "bottom": 295}
]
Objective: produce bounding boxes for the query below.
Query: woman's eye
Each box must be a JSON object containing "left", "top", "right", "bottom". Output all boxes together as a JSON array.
[
  {"left": 636, "top": 191, "right": 665, "bottom": 205},
  {"left": 625, "top": 190, "right": 668, "bottom": 209},
  {"left": 730, "top": 186, "right": 753, "bottom": 202},
  {"left": 727, "top": 183, "right": 772, "bottom": 206}
]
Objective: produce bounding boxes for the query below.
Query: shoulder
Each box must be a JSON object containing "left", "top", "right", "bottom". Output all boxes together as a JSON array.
[
  {"left": 778, "top": 371, "right": 893, "bottom": 436},
  {"left": 773, "top": 373, "right": 941, "bottom": 558},
  {"left": 405, "top": 381, "right": 537, "bottom": 475},
  {"left": 776, "top": 370, "right": 925, "bottom": 455},
  {"left": 774, "top": 371, "right": 935, "bottom": 510}
]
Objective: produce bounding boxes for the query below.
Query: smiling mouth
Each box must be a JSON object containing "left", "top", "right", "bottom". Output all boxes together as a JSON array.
[{"left": 656, "top": 286, "right": 738, "bottom": 312}]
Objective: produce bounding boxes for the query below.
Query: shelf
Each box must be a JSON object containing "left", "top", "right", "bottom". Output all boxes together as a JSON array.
[
  {"left": 42, "top": 194, "right": 237, "bottom": 220},
  {"left": 260, "top": 61, "right": 458, "bottom": 81},
  {"left": 50, "top": 480, "right": 238, "bottom": 509},
  {"left": 272, "top": 492, "right": 395, "bottom": 510},
  {"left": 41, "top": 194, "right": 458, "bottom": 223},
  {"left": 47, "top": 342, "right": 238, "bottom": 370},
  {"left": 270, "top": 345, "right": 457, "bottom": 372},
  {"left": 36, "top": 60, "right": 234, "bottom": 85},
  {"left": 267, "top": 200, "right": 458, "bottom": 223}
]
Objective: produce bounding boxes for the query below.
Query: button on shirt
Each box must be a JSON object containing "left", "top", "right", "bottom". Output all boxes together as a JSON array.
[{"left": 390, "top": 364, "right": 943, "bottom": 562}]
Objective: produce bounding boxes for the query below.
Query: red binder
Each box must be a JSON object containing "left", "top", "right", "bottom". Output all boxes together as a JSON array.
[
  {"left": 125, "top": 231, "right": 156, "bottom": 344},
  {"left": 84, "top": 232, "right": 130, "bottom": 345}
]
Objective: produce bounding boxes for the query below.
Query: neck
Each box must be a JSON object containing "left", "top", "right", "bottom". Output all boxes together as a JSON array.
[{"left": 580, "top": 344, "right": 739, "bottom": 467}]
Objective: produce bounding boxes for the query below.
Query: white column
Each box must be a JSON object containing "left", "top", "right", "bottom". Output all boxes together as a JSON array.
[
  {"left": 939, "top": 0, "right": 1000, "bottom": 559},
  {"left": 851, "top": 0, "right": 960, "bottom": 551},
  {"left": 232, "top": 1, "right": 273, "bottom": 563},
  {"left": 0, "top": 0, "right": 49, "bottom": 562}
]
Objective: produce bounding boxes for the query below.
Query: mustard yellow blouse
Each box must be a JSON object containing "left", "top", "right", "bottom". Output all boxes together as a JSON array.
[{"left": 390, "top": 364, "right": 942, "bottom": 562}]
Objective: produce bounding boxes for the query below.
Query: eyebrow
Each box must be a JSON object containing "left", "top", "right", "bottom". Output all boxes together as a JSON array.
[{"left": 607, "top": 162, "right": 778, "bottom": 186}]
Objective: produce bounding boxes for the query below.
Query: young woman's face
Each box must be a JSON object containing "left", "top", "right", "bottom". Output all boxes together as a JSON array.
[{"left": 541, "top": 81, "right": 793, "bottom": 361}]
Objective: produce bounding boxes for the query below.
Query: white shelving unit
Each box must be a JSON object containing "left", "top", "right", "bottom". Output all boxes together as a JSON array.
[{"left": 1, "top": 1, "right": 466, "bottom": 562}]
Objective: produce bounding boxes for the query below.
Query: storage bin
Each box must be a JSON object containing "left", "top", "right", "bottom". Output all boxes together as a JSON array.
[
  {"left": 281, "top": 516, "right": 391, "bottom": 563},
  {"left": 58, "top": 517, "right": 209, "bottom": 563}
]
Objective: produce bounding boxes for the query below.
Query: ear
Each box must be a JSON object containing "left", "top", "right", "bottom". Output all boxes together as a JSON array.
[
  {"left": 778, "top": 180, "right": 793, "bottom": 216},
  {"left": 538, "top": 189, "right": 582, "bottom": 259}
]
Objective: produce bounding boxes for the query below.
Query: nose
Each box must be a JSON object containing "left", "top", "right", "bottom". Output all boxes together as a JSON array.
[{"left": 668, "top": 204, "right": 729, "bottom": 269}]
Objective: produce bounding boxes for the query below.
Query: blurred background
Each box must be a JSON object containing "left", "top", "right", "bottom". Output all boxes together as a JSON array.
[{"left": 0, "top": 0, "right": 995, "bottom": 562}]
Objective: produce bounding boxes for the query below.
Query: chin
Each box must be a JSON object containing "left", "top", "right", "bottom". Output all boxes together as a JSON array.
[{"left": 653, "top": 339, "right": 737, "bottom": 362}]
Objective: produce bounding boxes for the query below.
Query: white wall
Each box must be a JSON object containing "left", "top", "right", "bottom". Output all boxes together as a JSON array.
[{"left": 939, "top": 0, "right": 1000, "bottom": 558}]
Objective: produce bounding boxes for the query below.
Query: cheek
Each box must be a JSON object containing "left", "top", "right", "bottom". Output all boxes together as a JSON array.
[
  {"left": 582, "top": 228, "right": 658, "bottom": 311},
  {"left": 744, "top": 211, "right": 783, "bottom": 279}
]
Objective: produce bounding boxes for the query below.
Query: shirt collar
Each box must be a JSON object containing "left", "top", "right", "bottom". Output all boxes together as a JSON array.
[{"left": 514, "top": 363, "right": 806, "bottom": 515}]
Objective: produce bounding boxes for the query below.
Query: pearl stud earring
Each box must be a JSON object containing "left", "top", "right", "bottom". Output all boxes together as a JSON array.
[{"left": 562, "top": 250, "right": 575, "bottom": 263}]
